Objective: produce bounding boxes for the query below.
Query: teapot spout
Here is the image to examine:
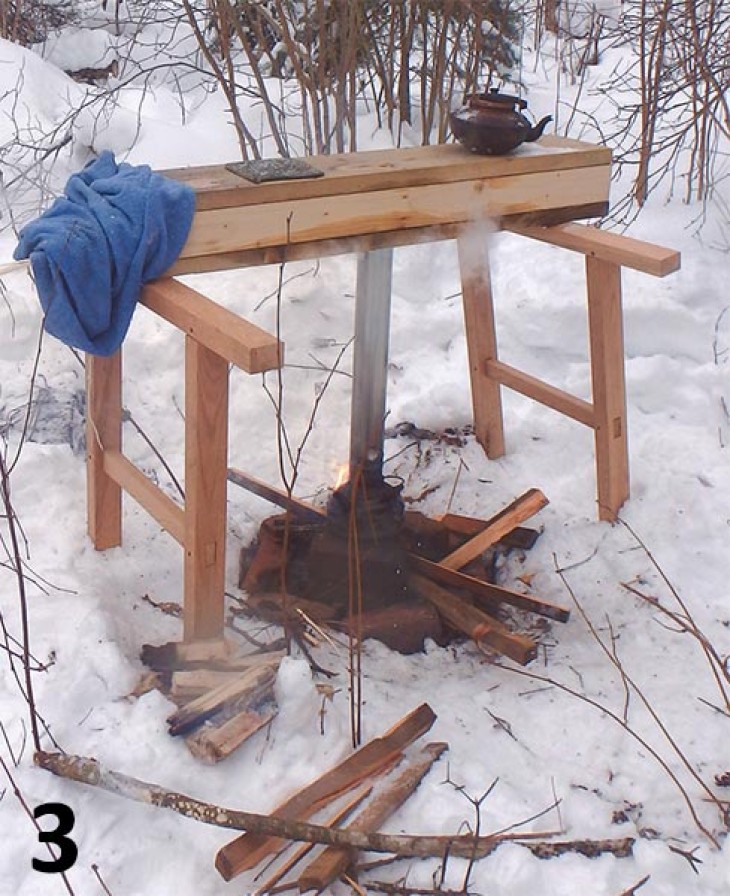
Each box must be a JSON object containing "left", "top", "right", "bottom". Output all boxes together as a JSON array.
[{"left": 526, "top": 115, "right": 552, "bottom": 143}]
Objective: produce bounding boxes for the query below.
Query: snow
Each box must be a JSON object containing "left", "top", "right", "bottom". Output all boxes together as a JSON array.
[{"left": 1, "top": 16, "right": 730, "bottom": 896}]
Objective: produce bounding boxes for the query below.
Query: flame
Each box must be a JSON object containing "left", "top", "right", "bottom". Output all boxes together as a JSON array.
[{"left": 334, "top": 463, "right": 349, "bottom": 491}]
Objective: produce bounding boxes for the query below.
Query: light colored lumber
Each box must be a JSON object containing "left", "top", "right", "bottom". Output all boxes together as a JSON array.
[
  {"left": 457, "top": 231, "right": 505, "bottom": 457},
  {"left": 184, "top": 336, "right": 229, "bottom": 641},
  {"left": 141, "top": 638, "right": 234, "bottom": 669},
  {"left": 86, "top": 351, "right": 122, "bottom": 550},
  {"left": 171, "top": 668, "right": 257, "bottom": 702},
  {"left": 409, "top": 554, "right": 570, "bottom": 623},
  {"left": 486, "top": 359, "right": 596, "bottom": 427},
  {"left": 254, "top": 785, "right": 373, "bottom": 896},
  {"left": 141, "top": 278, "right": 282, "bottom": 374},
  {"left": 297, "top": 743, "right": 448, "bottom": 893},
  {"left": 185, "top": 705, "right": 277, "bottom": 763},
  {"left": 215, "top": 702, "right": 436, "bottom": 881},
  {"left": 440, "top": 488, "right": 549, "bottom": 571},
  {"left": 179, "top": 166, "right": 610, "bottom": 259},
  {"left": 162, "top": 138, "right": 612, "bottom": 212},
  {"left": 167, "top": 662, "right": 278, "bottom": 736},
  {"left": 412, "top": 575, "right": 537, "bottom": 665},
  {"left": 103, "top": 450, "right": 185, "bottom": 545},
  {"left": 586, "top": 256, "right": 629, "bottom": 521},
  {"left": 504, "top": 221, "right": 681, "bottom": 277}
]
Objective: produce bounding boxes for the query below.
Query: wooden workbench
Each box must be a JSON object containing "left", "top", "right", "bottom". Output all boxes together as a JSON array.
[{"left": 86, "top": 137, "right": 680, "bottom": 641}]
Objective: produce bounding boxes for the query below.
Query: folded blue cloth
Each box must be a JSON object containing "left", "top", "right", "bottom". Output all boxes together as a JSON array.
[{"left": 14, "top": 151, "right": 196, "bottom": 356}]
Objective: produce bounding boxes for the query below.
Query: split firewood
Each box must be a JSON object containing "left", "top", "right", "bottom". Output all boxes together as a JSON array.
[
  {"left": 170, "top": 668, "right": 256, "bottom": 702},
  {"left": 34, "top": 747, "right": 512, "bottom": 859},
  {"left": 440, "top": 489, "right": 549, "bottom": 571},
  {"left": 141, "top": 638, "right": 234, "bottom": 671},
  {"left": 411, "top": 575, "right": 537, "bottom": 665},
  {"left": 185, "top": 705, "right": 277, "bottom": 763},
  {"left": 216, "top": 703, "right": 437, "bottom": 881},
  {"left": 228, "top": 468, "right": 326, "bottom": 523},
  {"left": 254, "top": 784, "right": 373, "bottom": 896},
  {"left": 410, "top": 555, "right": 570, "bottom": 624},
  {"left": 167, "top": 662, "right": 278, "bottom": 736},
  {"left": 297, "top": 742, "right": 448, "bottom": 893}
]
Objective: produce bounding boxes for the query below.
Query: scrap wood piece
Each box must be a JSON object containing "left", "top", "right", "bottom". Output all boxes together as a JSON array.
[
  {"left": 170, "top": 667, "right": 261, "bottom": 703},
  {"left": 141, "top": 638, "right": 234, "bottom": 671},
  {"left": 297, "top": 742, "right": 448, "bottom": 894},
  {"left": 254, "top": 784, "right": 374, "bottom": 896},
  {"left": 410, "top": 555, "right": 570, "bottom": 624},
  {"left": 185, "top": 704, "right": 277, "bottom": 764},
  {"left": 228, "top": 467, "right": 326, "bottom": 523},
  {"left": 34, "top": 748, "right": 514, "bottom": 858},
  {"left": 167, "top": 661, "right": 279, "bottom": 736},
  {"left": 215, "top": 702, "right": 437, "bottom": 881},
  {"left": 411, "top": 575, "right": 537, "bottom": 665},
  {"left": 440, "top": 489, "right": 549, "bottom": 571}
]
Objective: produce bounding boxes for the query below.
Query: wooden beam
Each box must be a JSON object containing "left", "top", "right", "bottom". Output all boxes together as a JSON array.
[
  {"left": 412, "top": 575, "right": 537, "bottom": 665},
  {"left": 586, "top": 256, "right": 629, "bottom": 521},
  {"left": 486, "top": 359, "right": 596, "bottom": 427},
  {"left": 178, "top": 166, "right": 611, "bottom": 259},
  {"left": 410, "top": 555, "right": 570, "bottom": 623},
  {"left": 227, "top": 467, "right": 326, "bottom": 522},
  {"left": 440, "top": 489, "right": 549, "bottom": 571},
  {"left": 184, "top": 336, "right": 229, "bottom": 641},
  {"left": 86, "top": 351, "right": 122, "bottom": 550},
  {"left": 457, "top": 232, "right": 505, "bottom": 458},
  {"left": 103, "top": 450, "right": 185, "bottom": 545},
  {"left": 215, "top": 703, "right": 436, "bottom": 881},
  {"left": 161, "top": 138, "right": 612, "bottom": 212},
  {"left": 141, "top": 278, "right": 282, "bottom": 374},
  {"left": 504, "top": 221, "right": 681, "bottom": 277}
]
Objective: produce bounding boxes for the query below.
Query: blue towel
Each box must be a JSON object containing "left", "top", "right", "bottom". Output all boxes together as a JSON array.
[{"left": 14, "top": 151, "right": 196, "bottom": 356}]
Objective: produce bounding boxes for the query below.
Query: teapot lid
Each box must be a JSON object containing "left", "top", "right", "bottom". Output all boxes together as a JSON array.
[{"left": 475, "top": 88, "right": 527, "bottom": 110}]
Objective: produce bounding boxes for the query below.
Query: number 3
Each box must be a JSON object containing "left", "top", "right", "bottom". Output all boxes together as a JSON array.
[{"left": 33, "top": 802, "right": 78, "bottom": 874}]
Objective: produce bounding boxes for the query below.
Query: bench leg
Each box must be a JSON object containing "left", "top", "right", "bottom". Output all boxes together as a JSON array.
[
  {"left": 86, "top": 351, "right": 122, "bottom": 550},
  {"left": 457, "top": 232, "right": 505, "bottom": 458},
  {"left": 586, "top": 256, "right": 629, "bottom": 521},
  {"left": 184, "top": 336, "right": 229, "bottom": 641}
]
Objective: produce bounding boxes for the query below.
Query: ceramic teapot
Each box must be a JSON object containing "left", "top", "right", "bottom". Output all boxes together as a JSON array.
[{"left": 450, "top": 89, "right": 552, "bottom": 155}]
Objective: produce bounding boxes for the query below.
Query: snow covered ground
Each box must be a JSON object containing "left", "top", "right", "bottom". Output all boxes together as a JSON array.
[{"left": 1, "top": 17, "right": 729, "bottom": 896}]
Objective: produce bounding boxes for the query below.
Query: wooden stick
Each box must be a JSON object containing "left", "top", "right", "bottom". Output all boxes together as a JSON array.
[
  {"left": 254, "top": 785, "right": 374, "bottom": 896},
  {"left": 298, "top": 743, "right": 448, "bottom": 893},
  {"left": 439, "top": 489, "right": 548, "bottom": 571},
  {"left": 34, "top": 748, "right": 509, "bottom": 859},
  {"left": 411, "top": 575, "right": 537, "bottom": 665},
  {"left": 167, "top": 663, "right": 278, "bottom": 736},
  {"left": 410, "top": 555, "right": 570, "bottom": 624},
  {"left": 215, "top": 703, "right": 436, "bottom": 880},
  {"left": 227, "top": 468, "right": 326, "bottom": 523}
]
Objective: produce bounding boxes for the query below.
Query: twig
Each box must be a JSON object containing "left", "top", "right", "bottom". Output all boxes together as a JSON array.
[
  {"left": 91, "top": 863, "right": 114, "bottom": 895},
  {"left": 618, "top": 875, "right": 650, "bottom": 896}
]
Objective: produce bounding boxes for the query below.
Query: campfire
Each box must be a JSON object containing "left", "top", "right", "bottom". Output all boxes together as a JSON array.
[{"left": 230, "top": 463, "right": 568, "bottom": 659}]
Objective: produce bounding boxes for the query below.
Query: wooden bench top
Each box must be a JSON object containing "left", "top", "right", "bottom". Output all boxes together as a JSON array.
[{"left": 162, "top": 137, "right": 612, "bottom": 274}]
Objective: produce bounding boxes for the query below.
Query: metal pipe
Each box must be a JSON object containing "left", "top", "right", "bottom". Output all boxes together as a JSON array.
[{"left": 349, "top": 248, "right": 394, "bottom": 483}]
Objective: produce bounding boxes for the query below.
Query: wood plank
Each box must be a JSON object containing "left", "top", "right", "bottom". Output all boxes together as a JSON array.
[
  {"left": 184, "top": 336, "right": 229, "bottom": 641},
  {"left": 103, "top": 450, "right": 185, "bottom": 545},
  {"left": 161, "top": 138, "right": 612, "bottom": 211},
  {"left": 586, "top": 256, "right": 629, "bottom": 521},
  {"left": 167, "top": 662, "right": 278, "bottom": 736},
  {"left": 141, "top": 278, "right": 282, "bottom": 374},
  {"left": 86, "top": 351, "right": 122, "bottom": 550},
  {"left": 410, "top": 555, "right": 570, "bottom": 623},
  {"left": 440, "top": 489, "right": 549, "bottom": 571},
  {"left": 297, "top": 742, "right": 448, "bottom": 893},
  {"left": 171, "top": 668, "right": 261, "bottom": 702},
  {"left": 215, "top": 702, "right": 436, "bottom": 881},
  {"left": 411, "top": 575, "right": 537, "bottom": 665},
  {"left": 185, "top": 705, "right": 277, "bottom": 763},
  {"left": 178, "top": 165, "right": 611, "bottom": 259},
  {"left": 486, "top": 359, "right": 596, "bottom": 427},
  {"left": 505, "top": 221, "right": 681, "bottom": 277},
  {"left": 457, "top": 231, "right": 505, "bottom": 457}
]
